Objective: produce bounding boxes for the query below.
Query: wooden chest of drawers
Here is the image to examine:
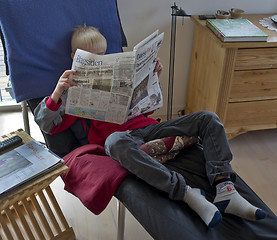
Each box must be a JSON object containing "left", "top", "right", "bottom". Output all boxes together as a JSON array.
[{"left": 185, "top": 14, "right": 277, "bottom": 139}]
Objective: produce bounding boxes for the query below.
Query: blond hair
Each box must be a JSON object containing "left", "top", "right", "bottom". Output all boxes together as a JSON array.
[{"left": 71, "top": 25, "right": 107, "bottom": 54}]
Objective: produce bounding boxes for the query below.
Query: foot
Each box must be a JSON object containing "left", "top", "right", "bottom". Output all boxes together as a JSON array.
[
  {"left": 184, "top": 187, "right": 222, "bottom": 228},
  {"left": 213, "top": 181, "right": 267, "bottom": 220}
]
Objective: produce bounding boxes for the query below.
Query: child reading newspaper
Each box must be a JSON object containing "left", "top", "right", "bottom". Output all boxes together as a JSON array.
[{"left": 34, "top": 25, "right": 267, "bottom": 228}]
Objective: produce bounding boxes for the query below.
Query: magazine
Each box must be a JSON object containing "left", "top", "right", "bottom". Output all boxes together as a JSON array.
[
  {"left": 65, "top": 30, "right": 164, "bottom": 124},
  {"left": 0, "top": 141, "right": 63, "bottom": 196},
  {"left": 206, "top": 19, "right": 268, "bottom": 42}
]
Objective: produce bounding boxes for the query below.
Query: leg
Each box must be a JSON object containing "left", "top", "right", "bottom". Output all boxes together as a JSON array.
[
  {"left": 132, "top": 111, "right": 235, "bottom": 184},
  {"left": 105, "top": 126, "right": 222, "bottom": 227},
  {"left": 213, "top": 178, "right": 267, "bottom": 220},
  {"left": 105, "top": 130, "right": 186, "bottom": 201},
  {"left": 141, "top": 110, "right": 267, "bottom": 221}
]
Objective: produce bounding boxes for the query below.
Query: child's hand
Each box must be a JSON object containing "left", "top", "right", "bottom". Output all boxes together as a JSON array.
[
  {"left": 153, "top": 57, "right": 163, "bottom": 78},
  {"left": 51, "top": 70, "right": 77, "bottom": 103}
]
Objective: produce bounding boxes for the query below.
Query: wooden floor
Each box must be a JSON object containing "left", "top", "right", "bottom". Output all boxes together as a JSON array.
[
  {"left": 229, "top": 128, "right": 277, "bottom": 215},
  {"left": 0, "top": 109, "right": 276, "bottom": 240}
]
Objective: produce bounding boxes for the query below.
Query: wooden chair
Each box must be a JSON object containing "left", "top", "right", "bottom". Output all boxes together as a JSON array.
[{"left": 0, "top": 129, "right": 75, "bottom": 240}]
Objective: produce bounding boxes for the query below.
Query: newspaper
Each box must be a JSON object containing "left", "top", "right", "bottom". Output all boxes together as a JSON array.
[
  {"left": 0, "top": 141, "right": 63, "bottom": 196},
  {"left": 65, "top": 30, "right": 164, "bottom": 124}
]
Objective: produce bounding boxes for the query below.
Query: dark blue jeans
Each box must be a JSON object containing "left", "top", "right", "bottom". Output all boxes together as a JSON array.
[{"left": 105, "top": 111, "right": 234, "bottom": 201}]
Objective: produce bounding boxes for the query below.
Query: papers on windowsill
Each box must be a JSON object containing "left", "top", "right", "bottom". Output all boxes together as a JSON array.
[
  {"left": 0, "top": 141, "right": 63, "bottom": 197},
  {"left": 259, "top": 17, "right": 277, "bottom": 32}
]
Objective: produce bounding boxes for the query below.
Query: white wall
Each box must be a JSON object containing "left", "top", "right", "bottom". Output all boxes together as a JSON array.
[{"left": 117, "top": 0, "right": 277, "bottom": 117}]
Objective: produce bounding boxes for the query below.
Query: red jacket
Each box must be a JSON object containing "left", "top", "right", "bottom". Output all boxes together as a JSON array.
[{"left": 46, "top": 96, "right": 159, "bottom": 146}]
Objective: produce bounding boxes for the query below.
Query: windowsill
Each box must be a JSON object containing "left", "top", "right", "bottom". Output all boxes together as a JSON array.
[{"left": 0, "top": 101, "right": 22, "bottom": 112}]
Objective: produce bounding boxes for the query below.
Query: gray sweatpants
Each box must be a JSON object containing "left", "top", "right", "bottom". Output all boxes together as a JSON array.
[{"left": 104, "top": 111, "right": 234, "bottom": 201}]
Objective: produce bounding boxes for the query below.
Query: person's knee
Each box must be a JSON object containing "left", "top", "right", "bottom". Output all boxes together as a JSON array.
[
  {"left": 200, "top": 111, "right": 221, "bottom": 124},
  {"left": 200, "top": 110, "right": 218, "bottom": 119},
  {"left": 105, "top": 131, "right": 129, "bottom": 156},
  {"left": 105, "top": 131, "right": 121, "bottom": 147}
]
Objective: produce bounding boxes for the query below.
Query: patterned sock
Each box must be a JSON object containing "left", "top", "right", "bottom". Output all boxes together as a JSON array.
[
  {"left": 184, "top": 187, "right": 222, "bottom": 228},
  {"left": 213, "top": 180, "right": 267, "bottom": 220}
]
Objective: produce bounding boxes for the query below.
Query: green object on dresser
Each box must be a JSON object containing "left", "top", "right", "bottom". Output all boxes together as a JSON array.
[{"left": 206, "top": 19, "right": 268, "bottom": 42}]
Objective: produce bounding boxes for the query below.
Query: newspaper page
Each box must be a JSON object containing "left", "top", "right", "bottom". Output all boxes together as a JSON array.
[
  {"left": 65, "top": 30, "right": 164, "bottom": 124},
  {"left": 65, "top": 49, "right": 136, "bottom": 124},
  {"left": 0, "top": 141, "right": 63, "bottom": 196},
  {"left": 127, "top": 31, "right": 164, "bottom": 120}
]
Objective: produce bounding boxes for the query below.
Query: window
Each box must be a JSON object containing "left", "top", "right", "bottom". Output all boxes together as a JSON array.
[{"left": 0, "top": 38, "right": 16, "bottom": 105}]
